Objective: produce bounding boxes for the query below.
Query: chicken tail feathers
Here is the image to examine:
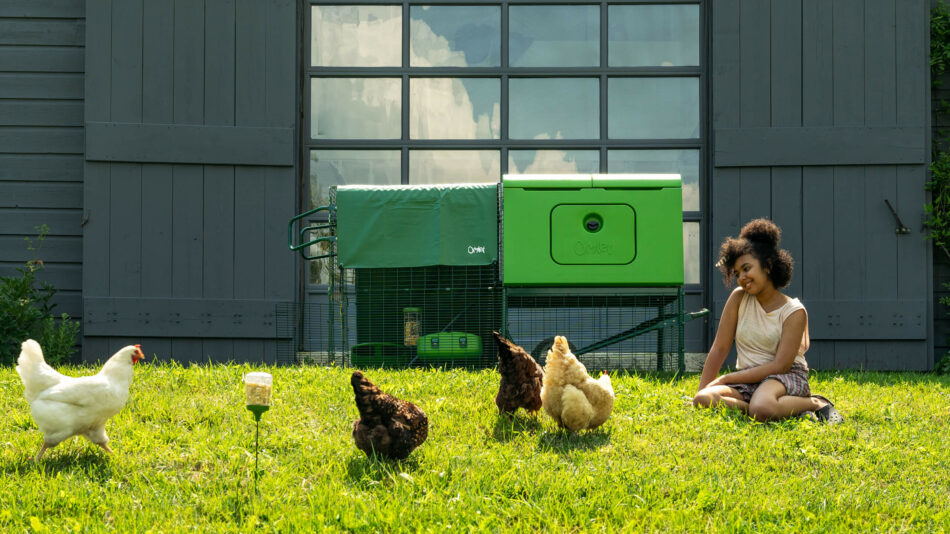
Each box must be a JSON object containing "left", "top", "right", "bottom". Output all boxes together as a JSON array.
[
  {"left": 560, "top": 384, "right": 594, "bottom": 431},
  {"left": 16, "top": 339, "right": 64, "bottom": 402}
]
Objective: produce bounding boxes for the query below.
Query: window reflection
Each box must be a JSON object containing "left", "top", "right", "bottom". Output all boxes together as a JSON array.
[
  {"left": 608, "top": 149, "right": 700, "bottom": 211},
  {"left": 309, "top": 150, "right": 400, "bottom": 209},
  {"left": 684, "top": 222, "right": 700, "bottom": 284},
  {"left": 410, "top": 6, "right": 500, "bottom": 67},
  {"left": 510, "top": 5, "right": 600, "bottom": 67},
  {"left": 409, "top": 150, "right": 500, "bottom": 184},
  {"left": 311, "top": 6, "right": 401, "bottom": 67},
  {"left": 410, "top": 78, "right": 500, "bottom": 139},
  {"left": 510, "top": 78, "right": 599, "bottom": 140},
  {"left": 608, "top": 78, "right": 699, "bottom": 139},
  {"left": 609, "top": 5, "right": 700, "bottom": 67},
  {"left": 508, "top": 150, "right": 599, "bottom": 174},
  {"left": 311, "top": 78, "right": 401, "bottom": 139}
]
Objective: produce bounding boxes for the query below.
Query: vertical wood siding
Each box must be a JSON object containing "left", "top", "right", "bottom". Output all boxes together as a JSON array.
[
  {"left": 0, "top": 0, "right": 85, "bottom": 338},
  {"left": 711, "top": 0, "right": 931, "bottom": 370},
  {"left": 82, "top": 0, "right": 296, "bottom": 363}
]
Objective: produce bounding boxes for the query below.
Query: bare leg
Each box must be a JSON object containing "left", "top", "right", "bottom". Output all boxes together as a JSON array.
[
  {"left": 96, "top": 442, "right": 113, "bottom": 454},
  {"left": 693, "top": 385, "right": 749, "bottom": 412},
  {"left": 34, "top": 443, "right": 50, "bottom": 461},
  {"left": 748, "top": 380, "right": 826, "bottom": 421}
]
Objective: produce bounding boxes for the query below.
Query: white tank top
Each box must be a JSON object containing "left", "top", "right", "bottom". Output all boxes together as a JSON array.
[{"left": 734, "top": 291, "right": 809, "bottom": 370}]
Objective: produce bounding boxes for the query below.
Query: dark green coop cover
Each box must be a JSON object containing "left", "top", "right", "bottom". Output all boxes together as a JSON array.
[{"left": 335, "top": 183, "right": 498, "bottom": 267}]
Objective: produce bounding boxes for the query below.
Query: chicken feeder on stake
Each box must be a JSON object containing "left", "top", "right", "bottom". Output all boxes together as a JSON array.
[{"left": 244, "top": 371, "right": 272, "bottom": 493}]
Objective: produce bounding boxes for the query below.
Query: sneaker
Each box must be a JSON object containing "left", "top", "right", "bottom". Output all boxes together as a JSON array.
[{"left": 812, "top": 395, "right": 844, "bottom": 424}]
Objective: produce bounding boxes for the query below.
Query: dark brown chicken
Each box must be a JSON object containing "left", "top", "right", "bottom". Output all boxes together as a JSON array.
[
  {"left": 493, "top": 331, "right": 544, "bottom": 415},
  {"left": 351, "top": 371, "right": 428, "bottom": 460}
]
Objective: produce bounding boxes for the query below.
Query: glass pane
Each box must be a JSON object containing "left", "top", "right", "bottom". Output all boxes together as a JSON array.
[
  {"left": 309, "top": 150, "right": 400, "bottom": 209},
  {"left": 311, "top": 6, "right": 401, "bottom": 67},
  {"left": 684, "top": 222, "right": 700, "bottom": 285},
  {"left": 410, "top": 6, "right": 500, "bottom": 67},
  {"left": 409, "top": 150, "right": 500, "bottom": 184},
  {"left": 509, "top": 78, "right": 599, "bottom": 140},
  {"left": 609, "top": 5, "right": 700, "bottom": 67},
  {"left": 311, "top": 78, "right": 401, "bottom": 139},
  {"left": 608, "top": 78, "right": 699, "bottom": 139},
  {"left": 308, "top": 226, "right": 334, "bottom": 285},
  {"left": 410, "top": 78, "right": 500, "bottom": 139},
  {"left": 510, "top": 6, "right": 600, "bottom": 67},
  {"left": 508, "top": 150, "right": 599, "bottom": 174},
  {"left": 608, "top": 149, "right": 700, "bottom": 211}
]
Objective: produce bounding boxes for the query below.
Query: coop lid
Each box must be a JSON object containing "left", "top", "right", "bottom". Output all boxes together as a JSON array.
[
  {"left": 335, "top": 183, "right": 499, "bottom": 267},
  {"left": 502, "top": 173, "right": 681, "bottom": 189}
]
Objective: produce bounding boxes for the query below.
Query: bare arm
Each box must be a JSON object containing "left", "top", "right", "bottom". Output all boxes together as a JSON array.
[
  {"left": 697, "top": 287, "right": 743, "bottom": 391},
  {"left": 706, "top": 308, "right": 807, "bottom": 387}
]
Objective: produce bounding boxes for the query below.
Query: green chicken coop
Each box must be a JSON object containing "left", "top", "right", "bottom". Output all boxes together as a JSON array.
[{"left": 289, "top": 175, "right": 705, "bottom": 371}]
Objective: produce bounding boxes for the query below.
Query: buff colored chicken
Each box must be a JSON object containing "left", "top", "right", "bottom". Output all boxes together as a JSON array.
[
  {"left": 540, "top": 335, "right": 614, "bottom": 431},
  {"left": 16, "top": 339, "right": 145, "bottom": 460}
]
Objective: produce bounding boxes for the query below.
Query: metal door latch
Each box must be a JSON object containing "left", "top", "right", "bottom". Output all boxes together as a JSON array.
[{"left": 884, "top": 199, "right": 910, "bottom": 234}]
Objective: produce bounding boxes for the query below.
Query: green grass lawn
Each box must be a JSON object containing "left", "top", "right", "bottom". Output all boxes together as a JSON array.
[{"left": 0, "top": 364, "right": 948, "bottom": 533}]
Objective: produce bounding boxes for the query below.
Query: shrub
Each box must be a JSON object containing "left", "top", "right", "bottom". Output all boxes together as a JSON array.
[{"left": 0, "top": 226, "right": 80, "bottom": 366}]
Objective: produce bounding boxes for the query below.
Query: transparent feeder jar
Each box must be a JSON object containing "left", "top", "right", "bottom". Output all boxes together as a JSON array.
[
  {"left": 244, "top": 371, "right": 272, "bottom": 421},
  {"left": 403, "top": 307, "right": 421, "bottom": 347}
]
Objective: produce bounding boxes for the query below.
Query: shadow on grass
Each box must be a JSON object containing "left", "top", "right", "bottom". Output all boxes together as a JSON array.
[
  {"left": 536, "top": 428, "right": 611, "bottom": 453},
  {"left": 491, "top": 413, "right": 544, "bottom": 442},
  {"left": 0, "top": 449, "right": 113, "bottom": 480},
  {"left": 345, "top": 453, "right": 421, "bottom": 485}
]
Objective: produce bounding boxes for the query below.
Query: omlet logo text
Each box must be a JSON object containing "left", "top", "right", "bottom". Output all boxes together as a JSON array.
[
  {"left": 573, "top": 241, "right": 613, "bottom": 256},
  {"left": 467, "top": 245, "right": 486, "bottom": 254}
]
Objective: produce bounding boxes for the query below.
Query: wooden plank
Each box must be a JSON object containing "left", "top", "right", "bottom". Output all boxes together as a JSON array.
[
  {"left": 234, "top": 168, "right": 266, "bottom": 299},
  {"left": 898, "top": 165, "right": 930, "bottom": 369},
  {"left": 738, "top": 0, "right": 769, "bottom": 127},
  {"left": 171, "top": 165, "right": 204, "bottom": 298},
  {"left": 806, "top": 299, "right": 926, "bottom": 340},
  {"left": 832, "top": 0, "right": 864, "bottom": 127},
  {"left": 0, "top": 20, "right": 84, "bottom": 46},
  {"left": 896, "top": 0, "right": 927, "bottom": 128},
  {"left": 82, "top": 337, "right": 114, "bottom": 364},
  {"left": 141, "top": 164, "right": 174, "bottom": 298},
  {"left": 0, "top": 73, "right": 83, "bottom": 99},
  {"left": 0, "top": 209, "right": 82, "bottom": 235},
  {"left": 711, "top": 0, "right": 740, "bottom": 131},
  {"left": 82, "top": 162, "right": 110, "bottom": 296},
  {"left": 864, "top": 0, "right": 896, "bottom": 127},
  {"left": 139, "top": 337, "right": 171, "bottom": 362},
  {"left": 0, "top": 0, "right": 84, "bottom": 18},
  {"left": 143, "top": 0, "right": 174, "bottom": 124},
  {"left": 110, "top": 0, "right": 143, "bottom": 123},
  {"left": 739, "top": 167, "right": 770, "bottom": 224},
  {"left": 863, "top": 166, "right": 897, "bottom": 300},
  {"left": 769, "top": 167, "right": 802, "bottom": 297},
  {"left": 0, "top": 46, "right": 84, "bottom": 73},
  {"left": 203, "top": 339, "right": 234, "bottom": 363},
  {"left": 205, "top": 0, "right": 236, "bottom": 126},
  {"left": 713, "top": 127, "right": 926, "bottom": 167},
  {"left": 0, "top": 155, "right": 83, "bottom": 181},
  {"left": 801, "top": 166, "right": 835, "bottom": 368},
  {"left": 171, "top": 339, "right": 204, "bottom": 365},
  {"left": 0, "top": 262, "right": 81, "bottom": 290},
  {"left": 0, "top": 128, "right": 84, "bottom": 155},
  {"left": 84, "top": 0, "right": 111, "bottom": 123},
  {"left": 232, "top": 339, "right": 265, "bottom": 365},
  {"left": 710, "top": 169, "right": 740, "bottom": 306},
  {"left": 865, "top": 341, "right": 927, "bottom": 371},
  {"left": 770, "top": 0, "right": 801, "bottom": 127},
  {"left": 832, "top": 165, "right": 865, "bottom": 367},
  {"left": 0, "top": 181, "right": 82, "bottom": 208},
  {"left": 83, "top": 297, "right": 291, "bottom": 338},
  {"left": 266, "top": 0, "right": 296, "bottom": 127},
  {"left": 236, "top": 0, "right": 267, "bottom": 127},
  {"left": 202, "top": 165, "right": 235, "bottom": 299},
  {"left": 0, "top": 101, "right": 84, "bottom": 126},
  {"left": 264, "top": 168, "right": 296, "bottom": 299},
  {"left": 0, "top": 235, "right": 81, "bottom": 262},
  {"left": 806, "top": 340, "right": 833, "bottom": 371},
  {"left": 108, "top": 163, "right": 142, "bottom": 296},
  {"left": 84, "top": 122, "right": 294, "bottom": 166},
  {"left": 173, "top": 0, "right": 204, "bottom": 124}
]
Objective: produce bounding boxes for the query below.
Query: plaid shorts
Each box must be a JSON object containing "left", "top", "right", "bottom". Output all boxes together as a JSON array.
[{"left": 727, "top": 362, "right": 811, "bottom": 402}]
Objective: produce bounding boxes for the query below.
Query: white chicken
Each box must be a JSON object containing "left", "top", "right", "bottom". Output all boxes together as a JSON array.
[
  {"left": 540, "top": 335, "right": 615, "bottom": 431},
  {"left": 16, "top": 339, "right": 145, "bottom": 460}
]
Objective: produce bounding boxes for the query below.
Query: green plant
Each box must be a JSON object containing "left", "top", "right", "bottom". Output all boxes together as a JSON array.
[
  {"left": 0, "top": 226, "right": 79, "bottom": 366},
  {"left": 928, "top": 2, "right": 950, "bottom": 256}
]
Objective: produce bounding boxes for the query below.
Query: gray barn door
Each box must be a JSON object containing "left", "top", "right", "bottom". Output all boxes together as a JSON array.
[
  {"left": 710, "top": 0, "right": 932, "bottom": 370},
  {"left": 82, "top": 0, "right": 297, "bottom": 363}
]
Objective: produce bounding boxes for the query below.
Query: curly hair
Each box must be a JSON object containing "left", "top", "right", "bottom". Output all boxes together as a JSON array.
[{"left": 717, "top": 218, "right": 794, "bottom": 288}]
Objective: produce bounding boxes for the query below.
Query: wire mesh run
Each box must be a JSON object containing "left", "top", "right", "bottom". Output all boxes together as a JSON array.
[{"left": 504, "top": 289, "right": 685, "bottom": 372}]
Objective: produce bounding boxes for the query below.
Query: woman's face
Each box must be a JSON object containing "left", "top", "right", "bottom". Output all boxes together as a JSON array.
[{"left": 733, "top": 253, "right": 772, "bottom": 295}]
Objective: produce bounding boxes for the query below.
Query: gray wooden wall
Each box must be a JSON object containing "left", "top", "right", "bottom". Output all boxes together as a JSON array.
[
  {"left": 710, "top": 0, "right": 932, "bottom": 370},
  {"left": 81, "top": 0, "right": 297, "bottom": 363},
  {"left": 0, "top": 0, "right": 85, "bottom": 327}
]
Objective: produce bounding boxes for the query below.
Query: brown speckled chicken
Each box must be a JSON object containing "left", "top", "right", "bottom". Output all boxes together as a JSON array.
[
  {"left": 351, "top": 371, "right": 428, "bottom": 460},
  {"left": 493, "top": 331, "right": 544, "bottom": 415}
]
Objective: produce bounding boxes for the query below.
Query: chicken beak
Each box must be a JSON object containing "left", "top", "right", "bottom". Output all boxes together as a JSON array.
[{"left": 133, "top": 344, "right": 145, "bottom": 364}]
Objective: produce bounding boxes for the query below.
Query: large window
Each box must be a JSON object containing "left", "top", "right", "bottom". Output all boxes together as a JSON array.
[{"left": 305, "top": 2, "right": 704, "bottom": 286}]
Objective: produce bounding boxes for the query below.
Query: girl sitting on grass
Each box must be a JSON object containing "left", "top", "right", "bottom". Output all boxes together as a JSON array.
[{"left": 693, "top": 218, "right": 843, "bottom": 423}]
